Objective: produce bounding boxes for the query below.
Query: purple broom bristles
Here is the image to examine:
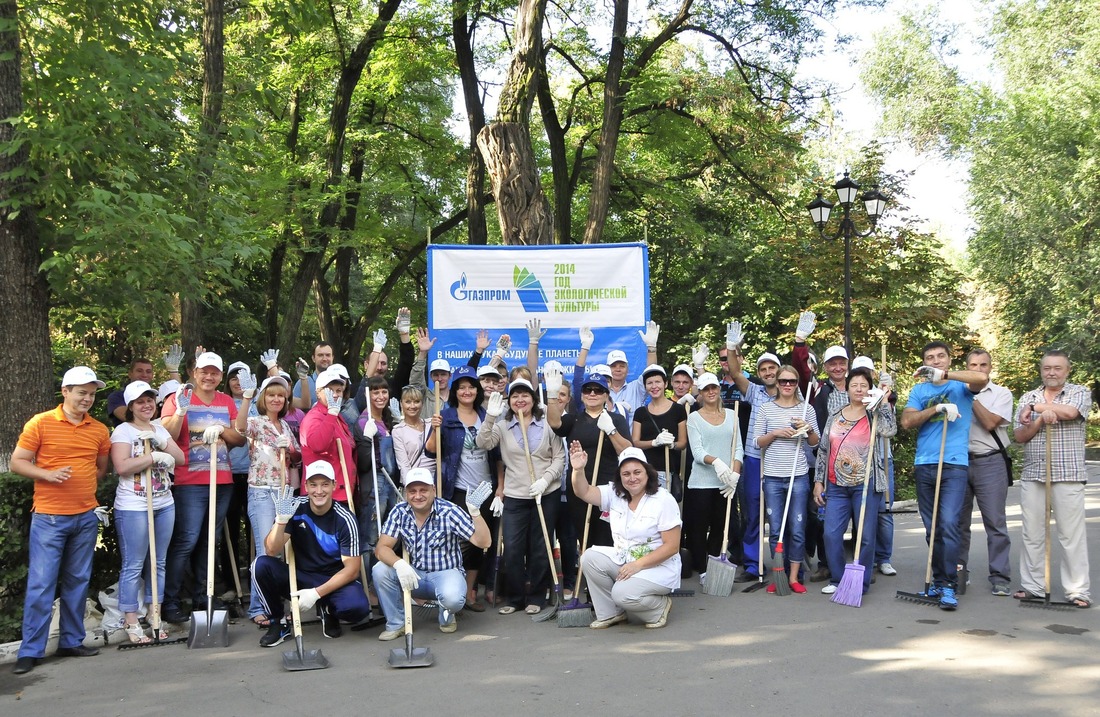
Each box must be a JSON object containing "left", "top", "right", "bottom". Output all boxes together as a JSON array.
[{"left": 831, "top": 563, "right": 865, "bottom": 607}]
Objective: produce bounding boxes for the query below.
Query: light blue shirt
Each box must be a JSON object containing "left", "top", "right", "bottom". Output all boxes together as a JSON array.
[{"left": 905, "top": 380, "right": 976, "bottom": 466}]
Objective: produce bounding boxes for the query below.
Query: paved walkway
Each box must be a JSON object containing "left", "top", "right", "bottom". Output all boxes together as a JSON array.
[{"left": 4, "top": 471, "right": 1098, "bottom": 716}]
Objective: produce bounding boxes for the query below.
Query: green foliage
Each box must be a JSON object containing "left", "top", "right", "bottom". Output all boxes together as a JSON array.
[{"left": 0, "top": 473, "right": 34, "bottom": 643}]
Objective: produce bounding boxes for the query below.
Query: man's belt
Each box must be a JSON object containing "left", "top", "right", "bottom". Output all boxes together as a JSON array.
[{"left": 968, "top": 450, "right": 1000, "bottom": 459}]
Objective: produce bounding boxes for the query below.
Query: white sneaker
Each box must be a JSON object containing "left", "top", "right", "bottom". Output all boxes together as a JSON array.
[
  {"left": 378, "top": 626, "right": 405, "bottom": 641},
  {"left": 698, "top": 572, "right": 706, "bottom": 587},
  {"left": 878, "top": 562, "right": 897, "bottom": 576},
  {"left": 821, "top": 584, "right": 837, "bottom": 595}
]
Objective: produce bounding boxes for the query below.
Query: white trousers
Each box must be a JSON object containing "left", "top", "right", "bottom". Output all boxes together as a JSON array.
[
  {"left": 1018, "top": 481, "right": 1090, "bottom": 600},
  {"left": 580, "top": 550, "right": 670, "bottom": 623}
]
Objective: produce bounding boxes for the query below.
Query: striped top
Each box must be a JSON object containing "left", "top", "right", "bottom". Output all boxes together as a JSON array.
[
  {"left": 753, "top": 401, "right": 818, "bottom": 477},
  {"left": 1015, "top": 383, "right": 1091, "bottom": 483},
  {"left": 18, "top": 406, "right": 111, "bottom": 515}
]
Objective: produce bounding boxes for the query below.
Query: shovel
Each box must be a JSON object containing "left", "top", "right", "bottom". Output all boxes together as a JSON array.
[
  {"left": 188, "top": 448, "right": 230, "bottom": 648},
  {"left": 282, "top": 542, "right": 331, "bottom": 671},
  {"left": 388, "top": 548, "right": 433, "bottom": 668}
]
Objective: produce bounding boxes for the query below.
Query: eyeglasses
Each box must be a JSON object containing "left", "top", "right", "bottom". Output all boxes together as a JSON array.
[
  {"left": 718, "top": 355, "right": 728, "bottom": 361},
  {"left": 777, "top": 378, "right": 799, "bottom": 386}
]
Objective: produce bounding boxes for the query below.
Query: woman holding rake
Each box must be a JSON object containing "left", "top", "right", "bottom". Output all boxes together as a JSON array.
[
  {"left": 813, "top": 368, "right": 895, "bottom": 596},
  {"left": 754, "top": 365, "right": 819, "bottom": 593}
]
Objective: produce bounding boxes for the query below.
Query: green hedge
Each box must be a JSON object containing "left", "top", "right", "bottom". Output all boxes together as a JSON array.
[{"left": 0, "top": 473, "right": 121, "bottom": 644}]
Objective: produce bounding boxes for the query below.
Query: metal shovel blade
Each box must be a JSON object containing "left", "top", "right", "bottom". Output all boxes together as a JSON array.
[
  {"left": 283, "top": 637, "right": 330, "bottom": 671},
  {"left": 187, "top": 606, "right": 230, "bottom": 649},
  {"left": 388, "top": 634, "right": 433, "bottom": 668}
]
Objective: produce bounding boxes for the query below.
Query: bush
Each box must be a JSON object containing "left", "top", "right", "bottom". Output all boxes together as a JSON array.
[{"left": 0, "top": 472, "right": 122, "bottom": 644}]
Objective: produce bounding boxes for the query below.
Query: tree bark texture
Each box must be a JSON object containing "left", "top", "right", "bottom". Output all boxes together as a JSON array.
[
  {"left": 453, "top": 0, "right": 487, "bottom": 245},
  {"left": 0, "top": 0, "right": 54, "bottom": 469}
]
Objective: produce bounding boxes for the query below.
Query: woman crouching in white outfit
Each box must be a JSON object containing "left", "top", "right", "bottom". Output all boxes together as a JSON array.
[{"left": 570, "top": 443, "right": 682, "bottom": 629}]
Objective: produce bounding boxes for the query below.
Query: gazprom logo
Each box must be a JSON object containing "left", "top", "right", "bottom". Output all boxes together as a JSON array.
[
  {"left": 513, "top": 266, "right": 548, "bottom": 313},
  {"left": 449, "top": 273, "right": 511, "bottom": 302}
]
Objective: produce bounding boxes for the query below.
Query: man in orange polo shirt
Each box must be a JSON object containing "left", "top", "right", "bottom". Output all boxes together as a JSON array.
[{"left": 10, "top": 367, "right": 111, "bottom": 675}]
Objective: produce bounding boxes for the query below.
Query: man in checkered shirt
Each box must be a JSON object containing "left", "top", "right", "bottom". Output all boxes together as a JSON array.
[
  {"left": 372, "top": 467, "right": 491, "bottom": 638},
  {"left": 1012, "top": 350, "right": 1092, "bottom": 608}
]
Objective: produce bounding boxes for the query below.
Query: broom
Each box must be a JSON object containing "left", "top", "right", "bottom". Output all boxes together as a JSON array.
[
  {"left": 832, "top": 408, "right": 881, "bottom": 607},
  {"left": 702, "top": 402, "right": 741, "bottom": 597},
  {"left": 557, "top": 431, "right": 604, "bottom": 628},
  {"left": 770, "top": 388, "right": 811, "bottom": 596}
]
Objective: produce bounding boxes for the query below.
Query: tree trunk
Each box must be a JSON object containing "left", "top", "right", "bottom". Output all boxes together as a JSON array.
[
  {"left": 536, "top": 48, "right": 572, "bottom": 244},
  {"left": 0, "top": 0, "right": 54, "bottom": 469},
  {"left": 477, "top": 0, "right": 553, "bottom": 246},
  {"left": 453, "top": 1, "right": 487, "bottom": 245},
  {"left": 265, "top": 88, "right": 302, "bottom": 348}
]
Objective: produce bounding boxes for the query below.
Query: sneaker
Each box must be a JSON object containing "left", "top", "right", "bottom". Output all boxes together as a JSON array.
[
  {"left": 734, "top": 571, "right": 758, "bottom": 583},
  {"left": 878, "top": 562, "right": 897, "bottom": 576},
  {"left": 821, "top": 584, "right": 837, "bottom": 595},
  {"left": 319, "top": 606, "right": 342, "bottom": 639},
  {"left": 439, "top": 613, "right": 457, "bottom": 634},
  {"left": 921, "top": 584, "right": 942, "bottom": 599},
  {"left": 992, "top": 583, "right": 1011, "bottom": 597},
  {"left": 162, "top": 605, "right": 189, "bottom": 624},
  {"left": 698, "top": 572, "right": 706, "bottom": 587},
  {"left": 378, "top": 626, "right": 405, "bottom": 641},
  {"left": 260, "top": 620, "right": 291, "bottom": 648},
  {"left": 939, "top": 586, "right": 958, "bottom": 611},
  {"left": 645, "top": 597, "right": 672, "bottom": 629}
]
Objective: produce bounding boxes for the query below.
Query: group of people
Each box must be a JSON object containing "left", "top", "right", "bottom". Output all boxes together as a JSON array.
[{"left": 10, "top": 309, "right": 1093, "bottom": 675}]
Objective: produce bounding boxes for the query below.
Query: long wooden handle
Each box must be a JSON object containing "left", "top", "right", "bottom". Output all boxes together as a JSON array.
[
  {"left": 1044, "top": 423, "right": 1053, "bottom": 595},
  {"left": 143, "top": 439, "right": 160, "bottom": 633},
  {"left": 336, "top": 437, "right": 370, "bottom": 594},
  {"left": 573, "top": 431, "right": 604, "bottom": 594},
  {"left": 718, "top": 402, "right": 741, "bottom": 556},
  {"left": 207, "top": 446, "right": 218, "bottom": 600},
  {"left": 853, "top": 411, "right": 881, "bottom": 555},
  {"left": 287, "top": 541, "right": 303, "bottom": 639},
  {"left": 402, "top": 546, "right": 414, "bottom": 637},
  {"left": 434, "top": 383, "right": 443, "bottom": 494},
  {"left": 923, "top": 418, "right": 949, "bottom": 586}
]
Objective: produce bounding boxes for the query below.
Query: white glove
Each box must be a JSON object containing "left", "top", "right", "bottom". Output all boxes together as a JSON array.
[
  {"left": 485, "top": 391, "right": 506, "bottom": 418},
  {"left": 292, "top": 588, "right": 320, "bottom": 612},
  {"left": 529, "top": 478, "right": 549, "bottom": 497},
  {"left": 935, "top": 403, "right": 960, "bottom": 422},
  {"left": 914, "top": 366, "right": 946, "bottom": 383},
  {"left": 135, "top": 430, "right": 168, "bottom": 450},
  {"left": 794, "top": 311, "right": 816, "bottom": 341},
  {"left": 372, "top": 328, "right": 387, "bottom": 354},
  {"left": 202, "top": 425, "right": 224, "bottom": 445},
  {"left": 389, "top": 397, "right": 400, "bottom": 416},
  {"left": 493, "top": 334, "right": 511, "bottom": 360},
  {"left": 362, "top": 419, "right": 378, "bottom": 440},
  {"left": 526, "top": 318, "right": 546, "bottom": 345},
  {"left": 393, "top": 559, "right": 420, "bottom": 591},
  {"left": 638, "top": 320, "right": 660, "bottom": 349},
  {"left": 94, "top": 506, "right": 111, "bottom": 527},
  {"left": 489, "top": 496, "right": 504, "bottom": 518},
  {"left": 879, "top": 371, "right": 894, "bottom": 390},
  {"left": 616, "top": 401, "right": 632, "bottom": 416},
  {"left": 711, "top": 458, "right": 731, "bottom": 480},
  {"left": 260, "top": 348, "right": 279, "bottom": 370},
  {"left": 273, "top": 485, "right": 297, "bottom": 524},
  {"left": 295, "top": 357, "right": 310, "bottom": 381},
  {"left": 719, "top": 483, "right": 736, "bottom": 499},
  {"left": 325, "top": 389, "right": 341, "bottom": 415},
  {"left": 275, "top": 433, "right": 290, "bottom": 450},
  {"left": 692, "top": 344, "right": 709, "bottom": 372},
  {"left": 790, "top": 422, "right": 811, "bottom": 439},
  {"left": 163, "top": 343, "right": 184, "bottom": 373},
  {"left": 394, "top": 307, "right": 411, "bottom": 335},
  {"left": 151, "top": 451, "right": 176, "bottom": 469},
  {"left": 677, "top": 393, "right": 696, "bottom": 407},
  {"left": 725, "top": 471, "right": 741, "bottom": 492},
  {"left": 543, "top": 364, "right": 563, "bottom": 395},
  {"left": 174, "top": 383, "right": 193, "bottom": 416},
  {"left": 596, "top": 410, "right": 617, "bottom": 436},
  {"left": 579, "top": 326, "right": 594, "bottom": 350},
  {"left": 862, "top": 387, "right": 886, "bottom": 411},
  {"left": 652, "top": 430, "right": 675, "bottom": 447},
  {"left": 238, "top": 367, "right": 257, "bottom": 399},
  {"left": 725, "top": 321, "right": 744, "bottom": 351},
  {"left": 466, "top": 481, "right": 493, "bottom": 516}
]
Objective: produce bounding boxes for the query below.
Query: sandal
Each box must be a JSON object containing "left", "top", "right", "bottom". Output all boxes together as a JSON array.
[
  {"left": 524, "top": 605, "right": 541, "bottom": 615},
  {"left": 498, "top": 605, "right": 517, "bottom": 615},
  {"left": 124, "top": 622, "right": 151, "bottom": 644},
  {"left": 252, "top": 615, "right": 273, "bottom": 629},
  {"left": 1012, "top": 589, "right": 1042, "bottom": 600},
  {"left": 1070, "top": 596, "right": 1091, "bottom": 609}
]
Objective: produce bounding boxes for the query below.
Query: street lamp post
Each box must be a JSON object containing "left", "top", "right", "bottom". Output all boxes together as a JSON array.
[{"left": 806, "top": 171, "right": 888, "bottom": 357}]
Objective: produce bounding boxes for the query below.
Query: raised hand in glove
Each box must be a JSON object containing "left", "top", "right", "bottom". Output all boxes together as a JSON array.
[
  {"left": 135, "top": 430, "right": 168, "bottom": 450},
  {"left": 596, "top": 410, "right": 617, "bottom": 436},
  {"left": 393, "top": 559, "right": 420, "bottom": 591},
  {"left": 579, "top": 327, "right": 594, "bottom": 350},
  {"left": 372, "top": 328, "right": 387, "bottom": 354},
  {"left": 238, "top": 367, "right": 257, "bottom": 399},
  {"left": 163, "top": 343, "right": 184, "bottom": 373},
  {"left": 485, "top": 391, "right": 506, "bottom": 418},
  {"left": 543, "top": 364, "right": 563, "bottom": 395},
  {"left": 794, "top": 311, "right": 816, "bottom": 341},
  {"left": 174, "top": 383, "right": 193, "bottom": 416},
  {"left": 466, "top": 481, "right": 493, "bottom": 516},
  {"left": 692, "top": 344, "right": 709, "bottom": 371},
  {"left": 862, "top": 387, "right": 886, "bottom": 411},
  {"left": 489, "top": 496, "right": 504, "bottom": 518},
  {"left": 389, "top": 397, "right": 400, "bottom": 416},
  {"left": 935, "top": 403, "right": 960, "bottom": 422},
  {"left": 914, "top": 365, "right": 946, "bottom": 383},
  {"left": 493, "top": 334, "right": 511, "bottom": 360},
  {"left": 395, "top": 307, "right": 411, "bottom": 336},
  {"left": 295, "top": 357, "right": 311, "bottom": 381},
  {"left": 292, "top": 588, "right": 320, "bottom": 612},
  {"left": 260, "top": 348, "right": 279, "bottom": 370},
  {"left": 526, "top": 318, "right": 546, "bottom": 345},
  {"left": 203, "top": 425, "right": 225, "bottom": 445},
  {"left": 273, "top": 484, "right": 298, "bottom": 524},
  {"left": 725, "top": 321, "right": 744, "bottom": 351},
  {"left": 879, "top": 371, "right": 895, "bottom": 390},
  {"left": 638, "top": 320, "right": 660, "bottom": 349},
  {"left": 652, "top": 430, "right": 675, "bottom": 447}
]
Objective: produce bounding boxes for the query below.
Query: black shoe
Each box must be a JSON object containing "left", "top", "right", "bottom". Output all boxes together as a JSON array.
[
  {"left": 734, "top": 572, "right": 758, "bottom": 583},
  {"left": 319, "top": 606, "right": 342, "bottom": 639},
  {"left": 12, "top": 657, "right": 40, "bottom": 674},
  {"left": 56, "top": 645, "right": 99, "bottom": 658},
  {"left": 162, "top": 606, "right": 189, "bottom": 624},
  {"left": 259, "top": 620, "right": 291, "bottom": 648}
]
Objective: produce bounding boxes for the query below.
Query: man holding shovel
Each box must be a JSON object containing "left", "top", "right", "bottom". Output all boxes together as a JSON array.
[
  {"left": 253, "top": 461, "right": 371, "bottom": 647},
  {"left": 1012, "top": 350, "right": 1091, "bottom": 608},
  {"left": 372, "top": 468, "right": 491, "bottom": 639},
  {"left": 900, "top": 342, "right": 987, "bottom": 610}
]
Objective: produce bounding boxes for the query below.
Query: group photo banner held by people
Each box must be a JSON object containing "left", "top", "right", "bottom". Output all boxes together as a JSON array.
[{"left": 427, "top": 243, "right": 650, "bottom": 375}]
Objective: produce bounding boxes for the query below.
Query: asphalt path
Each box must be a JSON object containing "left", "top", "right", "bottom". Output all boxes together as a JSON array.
[{"left": 4, "top": 474, "right": 1098, "bottom": 717}]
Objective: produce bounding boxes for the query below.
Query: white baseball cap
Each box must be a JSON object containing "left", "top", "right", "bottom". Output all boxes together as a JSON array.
[
  {"left": 305, "top": 460, "right": 335, "bottom": 482},
  {"left": 851, "top": 355, "right": 875, "bottom": 371},
  {"left": 672, "top": 364, "right": 694, "bottom": 378},
  {"left": 195, "top": 352, "right": 224, "bottom": 371},
  {"left": 316, "top": 367, "right": 348, "bottom": 389},
  {"left": 259, "top": 375, "right": 290, "bottom": 393},
  {"left": 226, "top": 361, "right": 249, "bottom": 376},
  {"left": 429, "top": 359, "right": 452, "bottom": 374},
  {"left": 641, "top": 364, "right": 666, "bottom": 380},
  {"left": 329, "top": 363, "right": 350, "bottom": 379},
  {"left": 404, "top": 466, "right": 435, "bottom": 487},
  {"left": 477, "top": 365, "right": 500, "bottom": 378},
  {"left": 696, "top": 372, "right": 720, "bottom": 390},
  {"left": 62, "top": 366, "right": 105, "bottom": 388},
  {"left": 756, "top": 352, "right": 780, "bottom": 368},
  {"left": 157, "top": 379, "right": 180, "bottom": 404},
  {"left": 507, "top": 378, "right": 535, "bottom": 395},
  {"left": 823, "top": 346, "right": 849, "bottom": 363},
  {"left": 618, "top": 446, "right": 649, "bottom": 466},
  {"left": 592, "top": 363, "right": 613, "bottom": 378},
  {"left": 123, "top": 381, "right": 158, "bottom": 404},
  {"left": 606, "top": 350, "right": 628, "bottom": 365}
]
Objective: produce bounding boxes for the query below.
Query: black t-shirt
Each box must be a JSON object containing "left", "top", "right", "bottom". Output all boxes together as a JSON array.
[
  {"left": 632, "top": 402, "right": 687, "bottom": 472},
  {"left": 286, "top": 500, "right": 360, "bottom": 574},
  {"left": 553, "top": 411, "right": 629, "bottom": 487}
]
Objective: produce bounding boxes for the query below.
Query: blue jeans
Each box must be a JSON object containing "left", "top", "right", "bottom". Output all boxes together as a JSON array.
[
  {"left": 18, "top": 510, "right": 99, "bottom": 658},
  {"left": 822, "top": 482, "right": 879, "bottom": 591},
  {"left": 115, "top": 505, "right": 176, "bottom": 613},
  {"left": 164, "top": 484, "right": 233, "bottom": 609},
  {"left": 763, "top": 473, "right": 809, "bottom": 564},
  {"left": 739, "top": 454, "right": 762, "bottom": 576},
  {"left": 245, "top": 487, "right": 278, "bottom": 618},
  {"left": 371, "top": 561, "right": 466, "bottom": 631},
  {"left": 915, "top": 462, "right": 967, "bottom": 588},
  {"left": 875, "top": 459, "right": 895, "bottom": 565}
]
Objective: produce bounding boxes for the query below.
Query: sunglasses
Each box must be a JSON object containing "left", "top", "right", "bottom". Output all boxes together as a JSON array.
[
  {"left": 777, "top": 378, "right": 799, "bottom": 386},
  {"left": 718, "top": 355, "right": 729, "bottom": 361},
  {"left": 581, "top": 386, "right": 607, "bottom": 395}
]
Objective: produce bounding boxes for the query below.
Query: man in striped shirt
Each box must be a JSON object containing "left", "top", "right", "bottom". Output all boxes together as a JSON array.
[
  {"left": 1012, "top": 350, "right": 1091, "bottom": 608},
  {"left": 372, "top": 467, "right": 491, "bottom": 639},
  {"left": 11, "top": 367, "right": 112, "bottom": 675}
]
